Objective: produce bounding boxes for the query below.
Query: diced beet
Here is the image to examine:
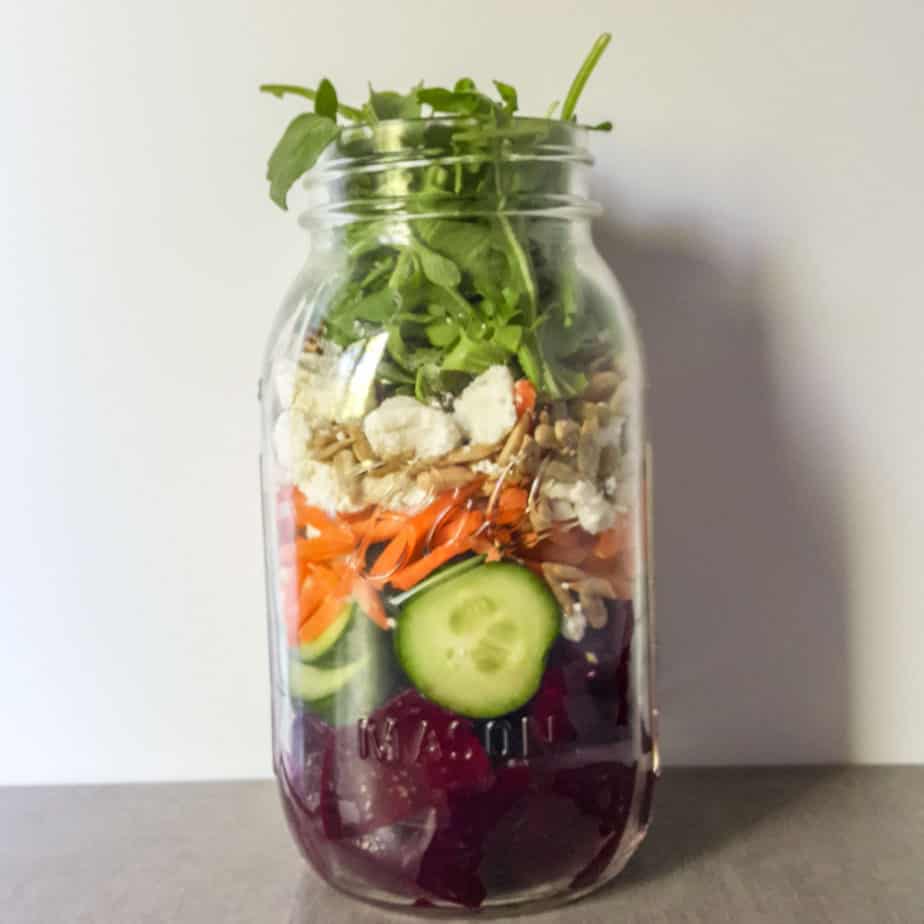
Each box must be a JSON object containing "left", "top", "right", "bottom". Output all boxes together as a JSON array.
[
  {"left": 416, "top": 765, "right": 530, "bottom": 908},
  {"left": 480, "top": 786, "right": 603, "bottom": 894},
  {"left": 416, "top": 830, "right": 486, "bottom": 909},
  {"left": 285, "top": 711, "right": 331, "bottom": 817},
  {"left": 528, "top": 668, "right": 577, "bottom": 745},
  {"left": 320, "top": 690, "right": 493, "bottom": 839},
  {"left": 553, "top": 761, "right": 637, "bottom": 835},
  {"left": 384, "top": 690, "right": 494, "bottom": 794}
]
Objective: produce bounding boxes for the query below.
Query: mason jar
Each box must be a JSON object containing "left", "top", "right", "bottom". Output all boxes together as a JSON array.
[{"left": 259, "top": 117, "right": 656, "bottom": 914}]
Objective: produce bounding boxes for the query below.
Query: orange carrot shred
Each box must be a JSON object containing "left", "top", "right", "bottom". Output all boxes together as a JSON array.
[
  {"left": 351, "top": 577, "right": 389, "bottom": 629},
  {"left": 296, "top": 534, "right": 356, "bottom": 563},
  {"left": 351, "top": 511, "right": 406, "bottom": 544},
  {"left": 368, "top": 525, "right": 415, "bottom": 583},
  {"left": 433, "top": 509, "right": 484, "bottom": 547},
  {"left": 513, "top": 379, "right": 537, "bottom": 416},
  {"left": 299, "top": 593, "right": 347, "bottom": 643},
  {"left": 389, "top": 539, "right": 473, "bottom": 591}
]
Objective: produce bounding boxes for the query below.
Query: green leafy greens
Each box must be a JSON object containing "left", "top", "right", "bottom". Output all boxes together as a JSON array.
[{"left": 260, "top": 33, "right": 615, "bottom": 399}]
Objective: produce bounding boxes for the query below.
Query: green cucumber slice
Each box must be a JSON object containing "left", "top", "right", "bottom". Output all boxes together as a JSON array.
[
  {"left": 297, "top": 604, "right": 352, "bottom": 662},
  {"left": 289, "top": 656, "right": 368, "bottom": 702},
  {"left": 292, "top": 601, "right": 407, "bottom": 724},
  {"left": 394, "top": 562, "right": 559, "bottom": 718}
]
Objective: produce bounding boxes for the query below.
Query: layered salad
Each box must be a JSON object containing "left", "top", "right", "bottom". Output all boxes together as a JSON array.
[{"left": 261, "top": 34, "right": 654, "bottom": 910}]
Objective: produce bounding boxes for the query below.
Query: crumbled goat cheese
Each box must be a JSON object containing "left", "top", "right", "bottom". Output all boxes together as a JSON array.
[
  {"left": 288, "top": 340, "right": 375, "bottom": 424},
  {"left": 274, "top": 360, "right": 297, "bottom": 409},
  {"left": 543, "top": 478, "right": 616, "bottom": 534},
  {"left": 296, "top": 459, "right": 365, "bottom": 516},
  {"left": 454, "top": 365, "right": 517, "bottom": 446},
  {"left": 363, "top": 396, "right": 462, "bottom": 460},
  {"left": 273, "top": 409, "right": 312, "bottom": 474},
  {"left": 361, "top": 472, "right": 430, "bottom": 514}
]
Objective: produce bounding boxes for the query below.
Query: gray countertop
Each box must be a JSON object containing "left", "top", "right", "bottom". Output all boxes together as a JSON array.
[{"left": 1, "top": 768, "right": 921, "bottom": 923}]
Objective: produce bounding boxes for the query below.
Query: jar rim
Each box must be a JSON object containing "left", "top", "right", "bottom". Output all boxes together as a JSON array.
[
  {"left": 318, "top": 115, "right": 594, "bottom": 171},
  {"left": 298, "top": 116, "right": 600, "bottom": 226}
]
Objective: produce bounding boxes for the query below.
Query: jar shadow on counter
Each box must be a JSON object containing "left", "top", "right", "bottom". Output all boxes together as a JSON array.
[{"left": 589, "top": 208, "right": 851, "bottom": 879}]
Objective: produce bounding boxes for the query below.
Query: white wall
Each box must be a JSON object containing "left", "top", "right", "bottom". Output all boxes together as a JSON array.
[{"left": 1, "top": 1, "right": 922, "bottom": 783}]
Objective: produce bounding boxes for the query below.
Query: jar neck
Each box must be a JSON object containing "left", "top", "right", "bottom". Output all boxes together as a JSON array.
[{"left": 298, "top": 117, "right": 602, "bottom": 229}]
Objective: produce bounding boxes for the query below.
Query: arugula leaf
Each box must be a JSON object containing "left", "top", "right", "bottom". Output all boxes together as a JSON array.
[
  {"left": 260, "top": 83, "right": 363, "bottom": 120},
  {"left": 442, "top": 331, "right": 510, "bottom": 375},
  {"left": 414, "top": 240, "right": 462, "bottom": 289},
  {"left": 493, "top": 80, "right": 519, "bottom": 113},
  {"left": 561, "top": 32, "right": 612, "bottom": 121},
  {"left": 366, "top": 85, "right": 422, "bottom": 120},
  {"left": 262, "top": 34, "right": 617, "bottom": 396},
  {"left": 314, "top": 78, "right": 338, "bottom": 119},
  {"left": 266, "top": 112, "right": 339, "bottom": 209}
]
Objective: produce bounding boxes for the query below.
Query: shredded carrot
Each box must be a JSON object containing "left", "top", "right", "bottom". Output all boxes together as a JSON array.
[
  {"left": 433, "top": 508, "right": 484, "bottom": 546},
  {"left": 350, "top": 510, "right": 406, "bottom": 544},
  {"left": 389, "top": 539, "right": 473, "bottom": 591},
  {"left": 513, "top": 379, "right": 537, "bottom": 416},
  {"left": 292, "top": 500, "right": 355, "bottom": 544},
  {"left": 471, "top": 537, "right": 502, "bottom": 562},
  {"left": 379, "top": 481, "right": 484, "bottom": 569},
  {"left": 296, "top": 534, "right": 356, "bottom": 563},
  {"left": 368, "top": 525, "right": 415, "bottom": 584},
  {"left": 299, "top": 593, "right": 348, "bottom": 643},
  {"left": 298, "top": 564, "right": 340, "bottom": 626},
  {"left": 351, "top": 576, "right": 389, "bottom": 629},
  {"left": 492, "top": 487, "right": 529, "bottom": 525}
]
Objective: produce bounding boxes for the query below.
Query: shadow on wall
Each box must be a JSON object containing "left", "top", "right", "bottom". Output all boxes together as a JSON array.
[{"left": 592, "top": 207, "right": 850, "bottom": 768}]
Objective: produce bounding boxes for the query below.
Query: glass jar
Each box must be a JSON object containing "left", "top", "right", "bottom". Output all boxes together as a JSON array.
[{"left": 259, "top": 118, "right": 656, "bottom": 914}]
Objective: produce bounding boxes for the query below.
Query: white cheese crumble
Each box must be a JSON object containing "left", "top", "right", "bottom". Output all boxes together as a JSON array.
[
  {"left": 273, "top": 360, "right": 297, "bottom": 409},
  {"left": 279, "top": 340, "right": 377, "bottom": 425},
  {"left": 363, "top": 395, "right": 462, "bottom": 460},
  {"left": 543, "top": 478, "right": 616, "bottom": 534},
  {"left": 295, "top": 459, "right": 366, "bottom": 516},
  {"left": 453, "top": 365, "right": 517, "bottom": 446},
  {"left": 361, "top": 472, "right": 430, "bottom": 514},
  {"left": 272, "top": 409, "right": 312, "bottom": 474}
]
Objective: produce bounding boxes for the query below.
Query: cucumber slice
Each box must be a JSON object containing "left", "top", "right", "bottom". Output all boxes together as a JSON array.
[
  {"left": 297, "top": 604, "right": 352, "bottom": 662},
  {"left": 292, "top": 601, "right": 407, "bottom": 725},
  {"left": 290, "top": 656, "right": 368, "bottom": 702},
  {"left": 394, "top": 562, "right": 559, "bottom": 719}
]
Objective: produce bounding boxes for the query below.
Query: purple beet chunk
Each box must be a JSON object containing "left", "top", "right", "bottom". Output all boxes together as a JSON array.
[
  {"left": 285, "top": 711, "right": 332, "bottom": 816},
  {"left": 528, "top": 667, "right": 578, "bottom": 745},
  {"left": 553, "top": 761, "right": 637, "bottom": 835},
  {"left": 320, "top": 691, "right": 493, "bottom": 839},
  {"left": 480, "top": 785, "right": 604, "bottom": 894},
  {"left": 416, "top": 765, "right": 530, "bottom": 908},
  {"left": 416, "top": 830, "right": 486, "bottom": 909},
  {"left": 385, "top": 691, "right": 494, "bottom": 794}
]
